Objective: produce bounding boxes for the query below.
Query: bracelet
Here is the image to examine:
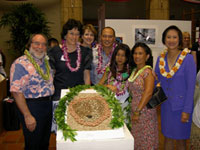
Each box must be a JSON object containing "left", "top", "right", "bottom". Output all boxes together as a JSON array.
[
  {"left": 134, "top": 108, "right": 141, "bottom": 116},
  {"left": 133, "top": 111, "right": 140, "bottom": 116}
]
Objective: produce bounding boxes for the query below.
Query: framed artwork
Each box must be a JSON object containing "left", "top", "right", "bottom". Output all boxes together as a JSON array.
[
  {"left": 115, "top": 33, "right": 126, "bottom": 44},
  {"left": 116, "top": 37, "right": 123, "bottom": 44},
  {"left": 133, "top": 25, "right": 158, "bottom": 47}
]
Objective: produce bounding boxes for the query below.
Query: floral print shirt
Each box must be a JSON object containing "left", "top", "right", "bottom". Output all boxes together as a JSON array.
[{"left": 10, "top": 55, "right": 54, "bottom": 98}]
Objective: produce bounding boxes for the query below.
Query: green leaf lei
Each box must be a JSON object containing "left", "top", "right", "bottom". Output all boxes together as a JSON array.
[
  {"left": 55, "top": 84, "right": 125, "bottom": 142},
  {"left": 24, "top": 49, "right": 50, "bottom": 80},
  {"left": 128, "top": 65, "right": 152, "bottom": 82}
]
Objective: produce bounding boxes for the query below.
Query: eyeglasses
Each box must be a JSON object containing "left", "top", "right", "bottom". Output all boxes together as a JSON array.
[
  {"left": 32, "top": 41, "right": 47, "bottom": 47},
  {"left": 68, "top": 32, "right": 80, "bottom": 37}
]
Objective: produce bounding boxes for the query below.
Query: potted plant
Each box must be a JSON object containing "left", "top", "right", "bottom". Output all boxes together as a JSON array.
[{"left": 0, "top": 3, "right": 51, "bottom": 56}]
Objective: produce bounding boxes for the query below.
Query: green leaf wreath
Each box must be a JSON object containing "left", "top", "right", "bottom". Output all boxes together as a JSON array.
[{"left": 55, "top": 84, "right": 125, "bottom": 142}]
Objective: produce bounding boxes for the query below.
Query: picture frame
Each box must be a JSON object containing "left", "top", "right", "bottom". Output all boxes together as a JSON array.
[
  {"left": 132, "top": 25, "right": 158, "bottom": 47},
  {"left": 115, "top": 33, "right": 126, "bottom": 44}
]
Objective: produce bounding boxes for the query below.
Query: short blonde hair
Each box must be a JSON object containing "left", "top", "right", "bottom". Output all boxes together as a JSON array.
[
  {"left": 82, "top": 24, "right": 97, "bottom": 37},
  {"left": 182, "top": 31, "right": 192, "bottom": 48}
]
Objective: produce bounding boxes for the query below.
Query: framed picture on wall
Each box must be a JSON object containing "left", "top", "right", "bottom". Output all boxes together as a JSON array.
[
  {"left": 115, "top": 33, "right": 126, "bottom": 44},
  {"left": 116, "top": 36, "right": 123, "bottom": 44},
  {"left": 133, "top": 25, "right": 158, "bottom": 47}
]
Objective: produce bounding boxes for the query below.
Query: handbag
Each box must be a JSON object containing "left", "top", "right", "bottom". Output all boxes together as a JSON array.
[{"left": 146, "top": 84, "right": 167, "bottom": 109}]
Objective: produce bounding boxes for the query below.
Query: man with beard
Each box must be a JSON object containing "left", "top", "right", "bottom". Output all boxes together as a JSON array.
[
  {"left": 10, "top": 33, "right": 54, "bottom": 150},
  {"left": 91, "top": 27, "right": 116, "bottom": 84}
]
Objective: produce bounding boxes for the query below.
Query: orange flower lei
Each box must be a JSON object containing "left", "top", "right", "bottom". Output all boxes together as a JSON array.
[{"left": 159, "top": 48, "right": 190, "bottom": 78}]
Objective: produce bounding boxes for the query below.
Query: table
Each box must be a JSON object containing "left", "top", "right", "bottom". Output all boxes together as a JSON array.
[
  {"left": 56, "top": 124, "right": 134, "bottom": 150},
  {"left": 56, "top": 89, "right": 134, "bottom": 150}
]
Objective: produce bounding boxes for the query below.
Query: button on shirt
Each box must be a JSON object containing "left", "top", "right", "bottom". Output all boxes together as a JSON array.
[{"left": 10, "top": 55, "right": 54, "bottom": 98}]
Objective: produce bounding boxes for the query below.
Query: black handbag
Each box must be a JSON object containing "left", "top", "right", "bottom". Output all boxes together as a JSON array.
[{"left": 146, "top": 86, "right": 167, "bottom": 109}]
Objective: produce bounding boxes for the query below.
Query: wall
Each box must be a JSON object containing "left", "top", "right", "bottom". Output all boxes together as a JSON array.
[
  {"left": 0, "top": 9, "right": 16, "bottom": 76},
  {"left": 39, "top": 2, "right": 61, "bottom": 42},
  {"left": 105, "top": 19, "right": 191, "bottom": 67},
  {"left": 169, "top": 0, "right": 200, "bottom": 20},
  {"left": 83, "top": 0, "right": 200, "bottom": 21},
  {"left": 83, "top": 0, "right": 146, "bottom": 21},
  {"left": 0, "top": 2, "right": 61, "bottom": 76}
]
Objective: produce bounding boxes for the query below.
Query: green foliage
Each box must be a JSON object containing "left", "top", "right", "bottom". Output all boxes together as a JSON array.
[
  {"left": 123, "top": 96, "right": 132, "bottom": 131},
  {"left": 0, "top": 3, "right": 51, "bottom": 56},
  {"left": 55, "top": 85, "right": 125, "bottom": 142}
]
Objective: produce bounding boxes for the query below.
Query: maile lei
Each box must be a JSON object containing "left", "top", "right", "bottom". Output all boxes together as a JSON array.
[
  {"left": 62, "top": 40, "right": 81, "bottom": 72},
  {"left": 128, "top": 65, "right": 152, "bottom": 82},
  {"left": 159, "top": 48, "right": 190, "bottom": 78},
  {"left": 24, "top": 49, "right": 50, "bottom": 80},
  {"left": 96, "top": 43, "right": 116, "bottom": 74},
  {"left": 106, "top": 67, "right": 129, "bottom": 96},
  {"left": 55, "top": 85, "right": 124, "bottom": 141}
]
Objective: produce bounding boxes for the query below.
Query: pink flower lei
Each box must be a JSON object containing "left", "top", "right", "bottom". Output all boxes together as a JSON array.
[
  {"left": 62, "top": 40, "right": 81, "bottom": 72},
  {"left": 107, "top": 71, "right": 129, "bottom": 96},
  {"left": 96, "top": 43, "right": 116, "bottom": 74}
]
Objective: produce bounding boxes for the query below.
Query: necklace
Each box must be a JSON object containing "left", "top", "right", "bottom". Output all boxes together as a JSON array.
[
  {"left": 107, "top": 67, "right": 129, "bottom": 96},
  {"left": 96, "top": 43, "right": 116, "bottom": 74},
  {"left": 24, "top": 50, "right": 50, "bottom": 80},
  {"left": 159, "top": 48, "right": 190, "bottom": 78},
  {"left": 62, "top": 40, "right": 81, "bottom": 72},
  {"left": 128, "top": 65, "right": 152, "bottom": 82}
]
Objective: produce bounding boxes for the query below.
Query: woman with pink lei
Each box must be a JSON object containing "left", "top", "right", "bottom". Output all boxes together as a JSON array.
[
  {"left": 48, "top": 18, "right": 92, "bottom": 100},
  {"left": 99, "top": 43, "right": 131, "bottom": 115},
  {"left": 48, "top": 19, "right": 92, "bottom": 132},
  {"left": 81, "top": 24, "right": 97, "bottom": 49},
  {"left": 155, "top": 25, "right": 196, "bottom": 150},
  {"left": 128, "top": 42, "right": 158, "bottom": 150}
]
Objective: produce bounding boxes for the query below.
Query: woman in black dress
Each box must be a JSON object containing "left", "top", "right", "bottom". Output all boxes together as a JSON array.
[{"left": 48, "top": 18, "right": 92, "bottom": 132}]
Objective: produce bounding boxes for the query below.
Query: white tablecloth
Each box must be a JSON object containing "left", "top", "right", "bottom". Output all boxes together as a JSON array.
[{"left": 56, "top": 125, "right": 134, "bottom": 150}]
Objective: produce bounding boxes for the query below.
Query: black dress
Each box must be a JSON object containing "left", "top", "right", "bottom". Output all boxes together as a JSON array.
[{"left": 48, "top": 45, "right": 92, "bottom": 100}]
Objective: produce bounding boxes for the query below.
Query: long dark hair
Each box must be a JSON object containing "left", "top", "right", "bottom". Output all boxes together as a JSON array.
[
  {"left": 110, "top": 43, "right": 131, "bottom": 78},
  {"left": 130, "top": 42, "right": 153, "bottom": 68}
]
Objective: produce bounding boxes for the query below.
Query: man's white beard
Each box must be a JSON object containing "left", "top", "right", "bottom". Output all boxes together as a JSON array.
[{"left": 29, "top": 47, "right": 46, "bottom": 59}]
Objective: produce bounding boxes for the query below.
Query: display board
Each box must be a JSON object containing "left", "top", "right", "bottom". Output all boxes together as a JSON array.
[{"left": 105, "top": 19, "right": 191, "bottom": 67}]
